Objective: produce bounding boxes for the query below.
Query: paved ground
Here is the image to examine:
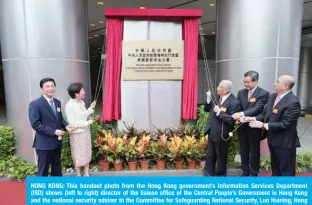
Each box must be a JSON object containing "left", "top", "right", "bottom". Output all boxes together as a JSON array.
[{"left": 297, "top": 117, "right": 312, "bottom": 152}]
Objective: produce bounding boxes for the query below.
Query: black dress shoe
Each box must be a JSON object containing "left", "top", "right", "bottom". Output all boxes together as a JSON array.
[
  {"left": 241, "top": 172, "right": 250, "bottom": 176},
  {"left": 251, "top": 173, "right": 258, "bottom": 176}
]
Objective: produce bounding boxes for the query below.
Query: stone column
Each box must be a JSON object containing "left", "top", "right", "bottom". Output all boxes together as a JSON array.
[
  {"left": 0, "top": 0, "right": 91, "bottom": 163},
  {"left": 216, "top": 0, "right": 304, "bottom": 157},
  {"left": 216, "top": 0, "right": 304, "bottom": 95},
  {"left": 298, "top": 46, "right": 312, "bottom": 111}
]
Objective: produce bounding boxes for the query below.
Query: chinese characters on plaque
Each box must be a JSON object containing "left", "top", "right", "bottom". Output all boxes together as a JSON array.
[
  {"left": 128, "top": 48, "right": 179, "bottom": 63},
  {"left": 122, "top": 40, "right": 184, "bottom": 80}
]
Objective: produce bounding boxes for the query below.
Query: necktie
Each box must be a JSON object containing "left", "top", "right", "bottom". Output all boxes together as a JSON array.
[
  {"left": 248, "top": 90, "right": 252, "bottom": 100},
  {"left": 49, "top": 100, "right": 57, "bottom": 116},
  {"left": 218, "top": 97, "right": 222, "bottom": 106},
  {"left": 273, "top": 96, "right": 281, "bottom": 108}
]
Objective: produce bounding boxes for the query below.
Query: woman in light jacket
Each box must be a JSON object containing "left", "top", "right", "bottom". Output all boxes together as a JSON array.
[{"left": 65, "top": 82, "right": 96, "bottom": 176}]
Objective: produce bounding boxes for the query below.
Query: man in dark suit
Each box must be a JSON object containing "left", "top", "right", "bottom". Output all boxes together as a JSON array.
[
  {"left": 29, "top": 78, "right": 74, "bottom": 176},
  {"left": 249, "top": 75, "right": 301, "bottom": 176},
  {"left": 203, "top": 80, "right": 241, "bottom": 176},
  {"left": 232, "top": 71, "right": 269, "bottom": 176}
]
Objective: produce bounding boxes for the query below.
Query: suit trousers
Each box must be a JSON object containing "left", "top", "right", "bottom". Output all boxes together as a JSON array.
[
  {"left": 204, "top": 137, "right": 229, "bottom": 176},
  {"left": 239, "top": 130, "right": 261, "bottom": 175},
  {"left": 36, "top": 147, "right": 62, "bottom": 176},
  {"left": 269, "top": 145, "right": 296, "bottom": 176}
]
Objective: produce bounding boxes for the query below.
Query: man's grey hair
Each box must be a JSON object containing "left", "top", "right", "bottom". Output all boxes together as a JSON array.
[
  {"left": 220, "top": 80, "right": 233, "bottom": 92},
  {"left": 279, "top": 75, "right": 295, "bottom": 89},
  {"left": 244, "top": 71, "right": 259, "bottom": 82}
]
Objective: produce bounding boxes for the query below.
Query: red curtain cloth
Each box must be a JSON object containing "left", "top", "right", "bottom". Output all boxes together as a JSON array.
[
  {"left": 181, "top": 18, "right": 199, "bottom": 120},
  {"left": 102, "top": 17, "right": 123, "bottom": 121}
]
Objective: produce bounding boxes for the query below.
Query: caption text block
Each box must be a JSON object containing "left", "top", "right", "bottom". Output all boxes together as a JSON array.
[{"left": 27, "top": 176, "right": 310, "bottom": 205}]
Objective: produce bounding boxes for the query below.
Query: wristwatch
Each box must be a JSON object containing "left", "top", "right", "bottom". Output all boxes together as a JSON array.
[{"left": 261, "top": 123, "right": 265, "bottom": 129}]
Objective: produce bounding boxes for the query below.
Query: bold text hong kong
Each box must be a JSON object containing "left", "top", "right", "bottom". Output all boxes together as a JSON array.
[{"left": 33, "top": 181, "right": 308, "bottom": 190}]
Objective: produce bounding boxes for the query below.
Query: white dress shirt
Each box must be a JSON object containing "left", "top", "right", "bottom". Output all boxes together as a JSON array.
[
  {"left": 276, "top": 90, "right": 291, "bottom": 100},
  {"left": 43, "top": 95, "right": 53, "bottom": 103},
  {"left": 219, "top": 92, "right": 231, "bottom": 105}
]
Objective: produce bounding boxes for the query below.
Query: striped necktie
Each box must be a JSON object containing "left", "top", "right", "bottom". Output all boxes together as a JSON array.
[
  {"left": 248, "top": 90, "right": 252, "bottom": 100},
  {"left": 218, "top": 97, "right": 222, "bottom": 106},
  {"left": 273, "top": 96, "right": 281, "bottom": 108},
  {"left": 49, "top": 100, "right": 57, "bottom": 116}
]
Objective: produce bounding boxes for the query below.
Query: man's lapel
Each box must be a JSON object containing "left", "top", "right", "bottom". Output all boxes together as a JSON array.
[
  {"left": 250, "top": 87, "right": 260, "bottom": 100},
  {"left": 40, "top": 96, "right": 57, "bottom": 120},
  {"left": 274, "top": 92, "right": 291, "bottom": 109},
  {"left": 243, "top": 89, "right": 249, "bottom": 108},
  {"left": 264, "top": 93, "right": 276, "bottom": 122},
  {"left": 265, "top": 92, "right": 291, "bottom": 121},
  {"left": 221, "top": 94, "right": 232, "bottom": 110},
  {"left": 248, "top": 87, "right": 260, "bottom": 107}
]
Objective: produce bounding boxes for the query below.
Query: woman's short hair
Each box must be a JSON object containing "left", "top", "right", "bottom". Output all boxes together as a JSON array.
[{"left": 67, "top": 82, "right": 84, "bottom": 99}]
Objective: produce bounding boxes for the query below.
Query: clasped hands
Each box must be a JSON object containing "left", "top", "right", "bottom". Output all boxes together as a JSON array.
[
  {"left": 55, "top": 125, "right": 76, "bottom": 137},
  {"left": 55, "top": 125, "right": 76, "bottom": 140}
]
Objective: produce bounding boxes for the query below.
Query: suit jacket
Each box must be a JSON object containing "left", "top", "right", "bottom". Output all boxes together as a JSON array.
[
  {"left": 65, "top": 99, "right": 93, "bottom": 134},
  {"left": 204, "top": 94, "right": 241, "bottom": 142},
  {"left": 29, "top": 96, "right": 68, "bottom": 150},
  {"left": 255, "top": 91, "right": 301, "bottom": 149},
  {"left": 237, "top": 87, "right": 269, "bottom": 136}
]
